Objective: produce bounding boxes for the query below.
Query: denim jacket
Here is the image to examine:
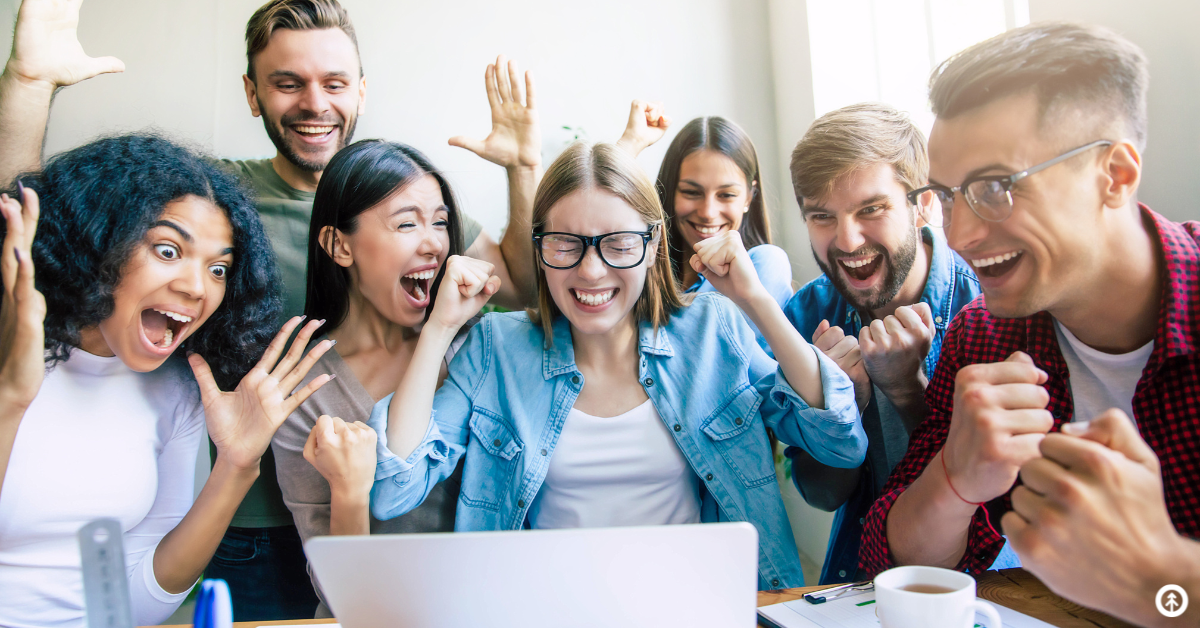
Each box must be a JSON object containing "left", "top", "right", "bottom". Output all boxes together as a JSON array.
[
  {"left": 781, "top": 226, "right": 981, "bottom": 583},
  {"left": 367, "top": 292, "right": 866, "bottom": 589}
]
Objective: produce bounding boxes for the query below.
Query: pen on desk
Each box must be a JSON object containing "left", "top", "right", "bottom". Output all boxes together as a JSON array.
[{"left": 803, "top": 580, "right": 873, "bottom": 604}]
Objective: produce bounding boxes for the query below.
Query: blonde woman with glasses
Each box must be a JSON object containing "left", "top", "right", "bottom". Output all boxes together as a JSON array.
[{"left": 306, "top": 142, "right": 866, "bottom": 589}]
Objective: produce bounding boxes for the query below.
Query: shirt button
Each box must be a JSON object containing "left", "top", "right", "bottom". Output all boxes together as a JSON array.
[
  {"left": 734, "top": 417, "right": 743, "bottom": 426},
  {"left": 839, "top": 569, "right": 847, "bottom": 578},
  {"left": 859, "top": 517, "right": 865, "bottom": 525},
  {"left": 772, "top": 579, "right": 780, "bottom": 588},
  {"left": 540, "top": 449, "right": 548, "bottom": 456},
  {"left": 935, "top": 316, "right": 943, "bottom": 324},
  {"left": 705, "top": 473, "right": 714, "bottom": 481},
  {"left": 644, "top": 377, "right": 654, "bottom": 387},
  {"left": 673, "top": 424, "right": 682, "bottom": 432},
  {"left": 572, "top": 375, "right": 580, "bottom": 384},
  {"left": 518, "top": 499, "right": 525, "bottom": 508},
  {"left": 493, "top": 439, "right": 502, "bottom": 447}
]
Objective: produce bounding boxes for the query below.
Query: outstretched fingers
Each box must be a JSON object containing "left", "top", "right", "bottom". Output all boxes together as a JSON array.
[
  {"left": 266, "top": 317, "right": 325, "bottom": 380},
  {"left": 278, "top": 337, "right": 337, "bottom": 396},
  {"left": 506, "top": 58, "right": 523, "bottom": 106},
  {"left": 483, "top": 62, "right": 500, "bottom": 111},
  {"left": 494, "top": 54, "right": 513, "bottom": 103},
  {"left": 255, "top": 315, "right": 307, "bottom": 374},
  {"left": 282, "top": 371, "right": 334, "bottom": 418}
]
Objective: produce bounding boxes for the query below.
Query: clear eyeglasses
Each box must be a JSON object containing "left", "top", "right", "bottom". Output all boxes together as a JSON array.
[
  {"left": 907, "top": 139, "right": 1113, "bottom": 227},
  {"left": 532, "top": 227, "right": 657, "bottom": 270}
]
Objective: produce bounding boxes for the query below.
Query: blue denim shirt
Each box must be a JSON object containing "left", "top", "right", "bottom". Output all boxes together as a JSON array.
[
  {"left": 367, "top": 292, "right": 866, "bottom": 590},
  {"left": 781, "top": 226, "right": 981, "bottom": 583}
]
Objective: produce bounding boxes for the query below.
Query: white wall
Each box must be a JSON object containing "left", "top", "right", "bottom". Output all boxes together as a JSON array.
[{"left": 1028, "top": 0, "right": 1200, "bottom": 223}]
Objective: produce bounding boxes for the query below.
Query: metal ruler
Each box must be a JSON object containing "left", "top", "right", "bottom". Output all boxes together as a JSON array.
[{"left": 78, "top": 518, "right": 134, "bottom": 628}]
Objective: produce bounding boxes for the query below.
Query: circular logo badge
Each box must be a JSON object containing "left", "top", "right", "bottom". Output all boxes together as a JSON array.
[{"left": 1156, "top": 584, "right": 1188, "bottom": 618}]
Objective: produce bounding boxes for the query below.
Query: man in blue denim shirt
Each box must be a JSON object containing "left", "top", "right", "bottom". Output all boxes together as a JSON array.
[{"left": 782, "top": 104, "right": 980, "bottom": 584}]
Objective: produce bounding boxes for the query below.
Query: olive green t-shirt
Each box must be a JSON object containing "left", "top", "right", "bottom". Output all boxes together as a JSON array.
[{"left": 217, "top": 157, "right": 484, "bottom": 527}]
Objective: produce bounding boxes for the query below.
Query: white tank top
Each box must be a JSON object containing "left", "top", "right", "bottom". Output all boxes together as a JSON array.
[{"left": 528, "top": 399, "right": 701, "bottom": 529}]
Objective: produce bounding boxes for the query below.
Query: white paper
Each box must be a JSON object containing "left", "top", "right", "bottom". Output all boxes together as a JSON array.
[{"left": 757, "top": 591, "right": 1057, "bottom": 628}]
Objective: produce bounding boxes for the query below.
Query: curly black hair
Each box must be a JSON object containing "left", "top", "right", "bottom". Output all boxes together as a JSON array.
[{"left": 1, "top": 133, "right": 282, "bottom": 390}]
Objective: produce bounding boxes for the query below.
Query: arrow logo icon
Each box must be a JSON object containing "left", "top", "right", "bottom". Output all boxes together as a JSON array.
[{"left": 1157, "top": 585, "right": 1188, "bottom": 618}]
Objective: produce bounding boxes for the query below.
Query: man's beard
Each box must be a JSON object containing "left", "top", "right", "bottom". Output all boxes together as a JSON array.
[
  {"left": 259, "top": 101, "right": 357, "bottom": 173},
  {"left": 814, "top": 221, "right": 919, "bottom": 314}
]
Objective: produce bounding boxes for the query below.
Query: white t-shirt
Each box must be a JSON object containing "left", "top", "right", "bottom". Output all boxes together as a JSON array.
[
  {"left": 528, "top": 399, "right": 701, "bottom": 529},
  {"left": 0, "top": 350, "right": 205, "bottom": 628},
  {"left": 1054, "top": 320, "right": 1153, "bottom": 424}
]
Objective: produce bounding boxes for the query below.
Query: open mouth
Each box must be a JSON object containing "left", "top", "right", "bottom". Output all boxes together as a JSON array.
[
  {"left": 401, "top": 267, "right": 436, "bottom": 306},
  {"left": 971, "top": 250, "right": 1023, "bottom": 279},
  {"left": 837, "top": 253, "right": 883, "bottom": 283},
  {"left": 572, "top": 288, "right": 616, "bottom": 307},
  {"left": 140, "top": 307, "right": 192, "bottom": 351}
]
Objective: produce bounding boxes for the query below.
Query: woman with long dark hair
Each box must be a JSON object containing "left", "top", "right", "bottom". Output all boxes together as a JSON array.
[
  {"left": 0, "top": 134, "right": 331, "bottom": 627},
  {"left": 271, "top": 63, "right": 539, "bottom": 617},
  {"left": 616, "top": 102, "right": 793, "bottom": 310}
]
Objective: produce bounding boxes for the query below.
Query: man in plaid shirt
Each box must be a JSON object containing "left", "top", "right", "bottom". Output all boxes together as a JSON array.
[{"left": 859, "top": 22, "right": 1200, "bottom": 625}]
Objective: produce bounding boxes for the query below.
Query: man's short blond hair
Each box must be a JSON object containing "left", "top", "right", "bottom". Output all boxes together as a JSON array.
[
  {"left": 790, "top": 103, "right": 928, "bottom": 205},
  {"left": 245, "top": 0, "right": 361, "bottom": 81}
]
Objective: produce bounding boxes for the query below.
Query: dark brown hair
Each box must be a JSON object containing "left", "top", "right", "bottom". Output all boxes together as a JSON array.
[
  {"left": 929, "top": 22, "right": 1149, "bottom": 149},
  {"left": 529, "top": 142, "right": 684, "bottom": 344},
  {"left": 790, "top": 103, "right": 928, "bottom": 204},
  {"left": 656, "top": 117, "right": 772, "bottom": 281},
  {"left": 245, "top": 0, "right": 361, "bottom": 81}
]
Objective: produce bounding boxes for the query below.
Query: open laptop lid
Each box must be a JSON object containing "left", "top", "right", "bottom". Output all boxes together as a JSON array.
[{"left": 305, "top": 522, "right": 758, "bottom": 628}]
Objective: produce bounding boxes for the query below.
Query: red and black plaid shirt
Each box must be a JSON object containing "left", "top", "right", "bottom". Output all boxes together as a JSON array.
[{"left": 859, "top": 206, "right": 1200, "bottom": 575}]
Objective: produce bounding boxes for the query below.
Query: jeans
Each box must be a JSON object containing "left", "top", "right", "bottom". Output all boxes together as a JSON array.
[{"left": 204, "top": 525, "right": 319, "bottom": 621}]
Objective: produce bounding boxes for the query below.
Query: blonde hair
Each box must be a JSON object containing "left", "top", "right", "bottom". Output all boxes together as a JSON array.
[
  {"left": 790, "top": 103, "right": 928, "bottom": 204},
  {"left": 528, "top": 142, "right": 685, "bottom": 344},
  {"left": 245, "top": 0, "right": 360, "bottom": 81}
]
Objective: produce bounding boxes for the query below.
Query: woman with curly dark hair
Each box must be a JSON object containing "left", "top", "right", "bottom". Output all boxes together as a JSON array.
[{"left": 0, "top": 134, "right": 333, "bottom": 627}]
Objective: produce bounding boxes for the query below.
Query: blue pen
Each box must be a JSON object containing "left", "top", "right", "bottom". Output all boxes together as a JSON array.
[{"left": 194, "top": 579, "right": 233, "bottom": 628}]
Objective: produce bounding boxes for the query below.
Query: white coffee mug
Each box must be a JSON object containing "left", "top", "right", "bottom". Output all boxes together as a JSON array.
[{"left": 874, "top": 566, "right": 1003, "bottom": 628}]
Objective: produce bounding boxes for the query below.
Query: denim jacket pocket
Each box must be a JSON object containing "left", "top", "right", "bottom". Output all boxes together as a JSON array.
[
  {"left": 701, "top": 385, "right": 776, "bottom": 488},
  {"left": 461, "top": 408, "right": 523, "bottom": 511}
]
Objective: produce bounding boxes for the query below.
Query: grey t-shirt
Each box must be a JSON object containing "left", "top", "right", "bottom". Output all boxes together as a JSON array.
[
  {"left": 219, "top": 157, "right": 483, "bottom": 528},
  {"left": 272, "top": 336, "right": 465, "bottom": 613}
]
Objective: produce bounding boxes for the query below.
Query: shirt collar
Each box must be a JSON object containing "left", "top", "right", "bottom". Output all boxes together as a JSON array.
[
  {"left": 919, "top": 225, "right": 955, "bottom": 331},
  {"left": 542, "top": 314, "right": 674, "bottom": 380}
]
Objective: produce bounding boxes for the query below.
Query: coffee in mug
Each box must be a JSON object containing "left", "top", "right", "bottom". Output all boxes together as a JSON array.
[
  {"left": 874, "top": 566, "right": 1002, "bottom": 628},
  {"left": 899, "top": 584, "right": 956, "bottom": 594}
]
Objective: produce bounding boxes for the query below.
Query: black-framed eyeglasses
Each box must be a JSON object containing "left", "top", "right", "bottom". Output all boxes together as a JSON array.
[
  {"left": 906, "top": 139, "right": 1113, "bottom": 227},
  {"left": 532, "top": 227, "right": 657, "bottom": 270}
]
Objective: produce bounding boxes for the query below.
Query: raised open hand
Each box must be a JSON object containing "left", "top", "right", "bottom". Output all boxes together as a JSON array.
[
  {"left": 6, "top": 0, "right": 124, "bottom": 91},
  {"left": 192, "top": 316, "right": 335, "bottom": 471},
  {"left": 0, "top": 183, "right": 46, "bottom": 413},
  {"left": 615, "top": 100, "right": 671, "bottom": 156},
  {"left": 448, "top": 55, "right": 541, "bottom": 170},
  {"left": 426, "top": 255, "right": 501, "bottom": 334}
]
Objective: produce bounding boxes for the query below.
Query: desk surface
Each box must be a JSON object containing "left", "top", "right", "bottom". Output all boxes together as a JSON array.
[{"left": 161, "top": 568, "right": 1133, "bottom": 628}]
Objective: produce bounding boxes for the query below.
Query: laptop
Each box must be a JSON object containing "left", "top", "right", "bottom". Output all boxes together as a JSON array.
[{"left": 305, "top": 522, "right": 759, "bottom": 628}]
